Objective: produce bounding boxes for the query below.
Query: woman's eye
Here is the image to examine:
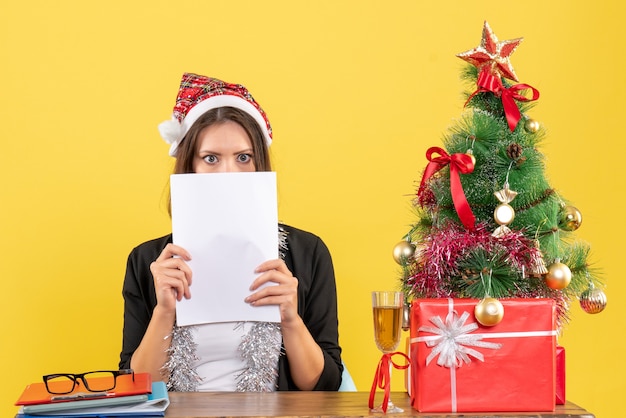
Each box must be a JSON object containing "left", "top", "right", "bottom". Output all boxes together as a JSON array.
[
  {"left": 237, "top": 154, "right": 252, "bottom": 163},
  {"left": 203, "top": 155, "right": 218, "bottom": 164}
]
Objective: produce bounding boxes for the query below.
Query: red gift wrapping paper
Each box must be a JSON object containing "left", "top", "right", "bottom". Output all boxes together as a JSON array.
[
  {"left": 405, "top": 337, "right": 412, "bottom": 396},
  {"left": 410, "top": 298, "right": 556, "bottom": 413},
  {"left": 556, "top": 346, "right": 566, "bottom": 405}
]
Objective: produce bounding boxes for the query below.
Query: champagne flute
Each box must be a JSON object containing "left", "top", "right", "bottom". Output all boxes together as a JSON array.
[{"left": 371, "top": 291, "right": 404, "bottom": 413}]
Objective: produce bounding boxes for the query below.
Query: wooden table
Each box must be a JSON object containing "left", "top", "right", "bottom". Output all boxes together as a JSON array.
[{"left": 165, "top": 391, "right": 594, "bottom": 417}]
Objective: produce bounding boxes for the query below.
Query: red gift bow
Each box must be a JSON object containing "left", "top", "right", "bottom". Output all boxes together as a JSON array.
[
  {"left": 466, "top": 68, "right": 540, "bottom": 131},
  {"left": 418, "top": 147, "right": 476, "bottom": 230},
  {"left": 368, "top": 351, "right": 410, "bottom": 413}
]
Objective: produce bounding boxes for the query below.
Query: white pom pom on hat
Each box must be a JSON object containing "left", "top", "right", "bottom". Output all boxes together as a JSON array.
[
  {"left": 158, "top": 117, "right": 184, "bottom": 156},
  {"left": 158, "top": 73, "right": 273, "bottom": 157}
]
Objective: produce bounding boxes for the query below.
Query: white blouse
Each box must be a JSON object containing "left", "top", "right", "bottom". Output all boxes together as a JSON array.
[{"left": 192, "top": 322, "right": 277, "bottom": 391}]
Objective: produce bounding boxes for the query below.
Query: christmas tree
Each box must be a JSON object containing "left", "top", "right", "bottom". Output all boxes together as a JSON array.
[{"left": 396, "top": 21, "right": 606, "bottom": 328}]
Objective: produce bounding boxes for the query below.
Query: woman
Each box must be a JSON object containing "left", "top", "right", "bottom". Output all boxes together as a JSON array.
[{"left": 119, "top": 73, "right": 343, "bottom": 391}]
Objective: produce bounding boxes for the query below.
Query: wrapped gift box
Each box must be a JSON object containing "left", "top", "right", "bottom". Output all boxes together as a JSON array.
[
  {"left": 556, "top": 345, "right": 566, "bottom": 405},
  {"left": 410, "top": 298, "right": 556, "bottom": 413}
]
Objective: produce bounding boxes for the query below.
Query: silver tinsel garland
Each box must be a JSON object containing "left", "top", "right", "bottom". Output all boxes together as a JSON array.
[
  {"left": 162, "top": 227, "right": 289, "bottom": 392},
  {"left": 162, "top": 325, "right": 202, "bottom": 391},
  {"left": 278, "top": 226, "right": 288, "bottom": 259},
  {"left": 236, "top": 322, "right": 283, "bottom": 391}
]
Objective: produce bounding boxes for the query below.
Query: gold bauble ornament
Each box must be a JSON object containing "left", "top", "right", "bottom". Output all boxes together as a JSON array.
[
  {"left": 579, "top": 284, "right": 607, "bottom": 314},
  {"left": 474, "top": 297, "right": 504, "bottom": 326},
  {"left": 524, "top": 118, "right": 540, "bottom": 133},
  {"left": 465, "top": 149, "right": 476, "bottom": 167},
  {"left": 558, "top": 205, "right": 583, "bottom": 231},
  {"left": 393, "top": 240, "right": 416, "bottom": 264},
  {"left": 545, "top": 261, "right": 572, "bottom": 290}
]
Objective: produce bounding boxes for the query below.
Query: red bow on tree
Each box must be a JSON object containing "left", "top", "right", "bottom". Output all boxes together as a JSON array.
[
  {"left": 467, "top": 68, "right": 540, "bottom": 131},
  {"left": 418, "top": 147, "right": 476, "bottom": 230}
]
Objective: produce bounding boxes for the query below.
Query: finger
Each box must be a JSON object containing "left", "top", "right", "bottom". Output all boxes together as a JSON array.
[
  {"left": 255, "top": 259, "right": 291, "bottom": 275},
  {"left": 156, "top": 258, "right": 193, "bottom": 283},
  {"left": 247, "top": 276, "right": 298, "bottom": 301},
  {"left": 157, "top": 243, "right": 192, "bottom": 262},
  {"left": 246, "top": 287, "right": 294, "bottom": 305},
  {"left": 151, "top": 252, "right": 193, "bottom": 286},
  {"left": 155, "top": 267, "right": 192, "bottom": 299},
  {"left": 155, "top": 274, "right": 190, "bottom": 302},
  {"left": 248, "top": 294, "right": 290, "bottom": 307},
  {"left": 249, "top": 270, "right": 296, "bottom": 292},
  {"left": 246, "top": 285, "right": 299, "bottom": 324},
  {"left": 251, "top": 260, "right": 293, "bottom": 291},
  {"left": 150, "top": 261, "right": 193, "bottom": 299}
]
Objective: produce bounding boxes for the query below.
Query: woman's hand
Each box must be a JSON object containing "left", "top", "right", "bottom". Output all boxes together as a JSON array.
[
  {"left": 149, "top": 243, "right": 193, "bottom": 312},
  {"left": 245, "top": 259, "right": 299, "bottom": 324}
]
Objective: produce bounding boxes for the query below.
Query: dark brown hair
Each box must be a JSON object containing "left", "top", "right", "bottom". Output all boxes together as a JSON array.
[{"left": 173, "top": 107, "right": 271, "bottom": 173}]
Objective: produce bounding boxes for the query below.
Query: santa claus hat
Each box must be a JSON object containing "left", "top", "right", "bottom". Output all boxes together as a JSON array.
[{"left": 158, "top": 73, "right": 273, "bottom": 156}]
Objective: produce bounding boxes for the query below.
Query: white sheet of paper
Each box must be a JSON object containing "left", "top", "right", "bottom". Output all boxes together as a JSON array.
[{"left": 170, "top": 172, "right": 280, "bottom": 326}]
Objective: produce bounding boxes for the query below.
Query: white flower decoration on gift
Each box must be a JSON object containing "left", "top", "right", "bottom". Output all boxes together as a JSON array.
[{"left": 418, "top": 311, "right": 502, "bottom": 368}]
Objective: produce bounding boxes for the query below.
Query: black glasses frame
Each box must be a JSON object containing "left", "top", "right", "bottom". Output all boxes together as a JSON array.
[{"left": 42, "top": 369, "right": 135, "bottom": 394}]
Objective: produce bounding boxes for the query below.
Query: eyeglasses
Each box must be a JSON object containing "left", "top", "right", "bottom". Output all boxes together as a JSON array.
[{"left": 42, "top": 369, "right": 135, "bottom": 394}]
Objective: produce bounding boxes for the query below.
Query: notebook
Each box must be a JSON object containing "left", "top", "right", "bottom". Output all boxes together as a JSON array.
[
  {"left": 15, "top": 373, "right": 152, "bottom": 406},
  {"left": 16, "top": 381, "right": 169, "bottom": 417},
  {"left": 21, "top": 394, "right": 149, "bottom": 414}
]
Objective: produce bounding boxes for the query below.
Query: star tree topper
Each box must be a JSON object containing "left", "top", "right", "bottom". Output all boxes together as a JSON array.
[{"left": 457, "top": 21, "right": 523, "bottom": 82}]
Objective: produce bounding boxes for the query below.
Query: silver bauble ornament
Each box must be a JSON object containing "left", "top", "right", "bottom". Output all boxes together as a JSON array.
[
  {"left": 545, "top": 261, "right": 572, "bottom": 290},
  {"left": 579, "top": 284, "right": 607, "bottom": 314},
  {"left": 558, "top": 205, "right": 583, "bottom": 231},
  {"left": 393, "top": 240, "right": 416, "bottom": 264},
  {"left": 474, "top": 297, "right": 504, "bottom": 326}
]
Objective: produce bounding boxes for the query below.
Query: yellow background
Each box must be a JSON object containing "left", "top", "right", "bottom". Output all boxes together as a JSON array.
[{"left": 1, "top": 1, "right": 623, "bottom": 417}]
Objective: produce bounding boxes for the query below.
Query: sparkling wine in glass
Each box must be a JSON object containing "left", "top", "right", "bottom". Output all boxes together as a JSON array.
[{"left": 371, "top": 291, "right": 404, "bottom": 413}]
